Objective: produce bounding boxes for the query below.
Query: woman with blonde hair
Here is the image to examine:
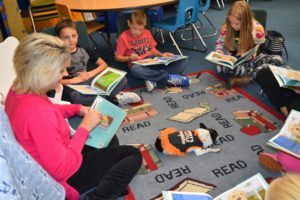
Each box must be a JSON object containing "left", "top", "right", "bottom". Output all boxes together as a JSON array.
[
  {"left": 267, "top": 173, "right": 300, "bottom": 200},
  {"left": 215, "top": 1, "right": 281, "bottom": 88},
  {"left": 5, "top": 33, "right": 142, "bottom": 200}
]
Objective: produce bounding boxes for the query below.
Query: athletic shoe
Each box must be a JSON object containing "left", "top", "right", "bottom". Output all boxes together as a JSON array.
[
  {"left": 145, "top": 80, "right": 157, "bottom": 92},
  {"left": 116, "top": 92, "right": 142, "bottom": 105},
  {"left": 259, "top": 153, "right": 283, "bottom": 173},
  {"left": 167, "top": 74, "right": 191, "bottom": 87}
]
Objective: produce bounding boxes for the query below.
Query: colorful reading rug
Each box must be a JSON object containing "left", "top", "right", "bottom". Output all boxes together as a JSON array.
[{"left": 117, "top": 70, "right": 285, "bottom": 200}]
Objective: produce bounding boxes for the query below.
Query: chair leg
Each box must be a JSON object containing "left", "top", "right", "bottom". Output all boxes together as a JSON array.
[
  {"left": 176, "top": 24, "right": 207, "bottom": 53},
  {"left": 181, "top": 12, "right": 217, "bottom": 41},
  {"left": 154, "top": 28, "right": 166, "bottom": 46},
  {"left": 200, "top": 12, "right": 218, "bottom": 38},
  {"left": 28, "top": 9, "right": 37, "bottom": 33},
  {"left": 159, "top": 29, "right": 165, "bottom": 45},
  {"left": 191, "top": 23, "right": 207, "bottom": 52},
  {"left": 169, "top": 32, "right": 183, "bottom": 56},
  {"left": 98, "top": 31, "right": 115, "bottom": 53},
  {"left": 215, "top": 0, "right": 225, "bottom": 9}
]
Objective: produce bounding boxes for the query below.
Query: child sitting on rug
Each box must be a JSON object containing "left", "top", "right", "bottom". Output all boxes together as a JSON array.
[
  {"left": 55, "top": 18, "right": 141, "bottom": 106},
  {"left": 155, "top": 123, "right": 220, "bottom": 156},
  {"left": 256, "top": 67, "right": 300, "bottom": 116},
  {"left": 266, "top": 173, "right": 300, "bottom": 200},
  {"left": 115, "top": 10, "right": 191, "bottom": 92},
  {"left": 215, "top": 1, "right": 282, "bottom": 88}
]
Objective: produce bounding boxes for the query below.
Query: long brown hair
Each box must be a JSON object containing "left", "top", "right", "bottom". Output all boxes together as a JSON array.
[{"left": 225, "top": 1, "right": 254, "bottom": 53}]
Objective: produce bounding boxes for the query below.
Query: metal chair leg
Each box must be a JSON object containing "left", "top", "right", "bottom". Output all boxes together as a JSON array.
[
  {"left": 169, "top": 32, "right": 183, "bottom": 56},
  {"left": 191, "top": 23, "right": 207, "bottom": 52},
  {"left": 28, "top": 9, "right": 37, "bottom": 33},
  {"left": 154, "top": 28, "right": 166, "bottom": 46},
  {"left": 215, "top": 0, "right": 225, "bottom": 9},
  {"left": 175, "top": 23, "right": 207, "bottom": 53},
  {"left": 181, "top": 11, "right": 217, "bottom": 41}
]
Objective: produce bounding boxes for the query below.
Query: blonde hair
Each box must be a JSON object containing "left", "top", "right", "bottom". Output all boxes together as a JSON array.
[
  {"left": 13, "top": 33, "right": 70, "bottom": 95},
  {"left": 225, "top": 0, "right": 254, "bottom": 53},
  {"left": 130, "top": 10, "right": 147, "bottom": 26},
  {"left": 266, "top": 173, "right": 300, "bottom": 200}
]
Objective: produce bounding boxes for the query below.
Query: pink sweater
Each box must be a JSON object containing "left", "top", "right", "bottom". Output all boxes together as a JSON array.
[{"left": 5, "top": 89, "right": 89, "bottom": 200}]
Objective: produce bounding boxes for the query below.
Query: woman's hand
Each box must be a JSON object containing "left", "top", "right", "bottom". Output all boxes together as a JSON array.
[
  {"left": 79, "top": 106, "right": 90, "bottom": 116},
  {"left": 79, "top": 109, "right": 102, "bottom": 132}
]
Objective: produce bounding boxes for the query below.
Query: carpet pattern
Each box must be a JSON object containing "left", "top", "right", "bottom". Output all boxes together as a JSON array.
[{"left": 117, "top": 70, "right": 284, "bottom": 200}]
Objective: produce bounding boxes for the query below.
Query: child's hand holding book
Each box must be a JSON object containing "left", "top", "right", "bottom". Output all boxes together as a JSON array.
[
  {"left": 161, "top": 52, "right": 174, "bottom": 57},
  {"left": 129, "top": 53, "right": 140, "bottom": 61}
]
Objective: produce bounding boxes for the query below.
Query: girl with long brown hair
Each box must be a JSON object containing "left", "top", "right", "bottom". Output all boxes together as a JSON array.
[{"left": 215, "top": 1, "right": 266, "bottom": 87}]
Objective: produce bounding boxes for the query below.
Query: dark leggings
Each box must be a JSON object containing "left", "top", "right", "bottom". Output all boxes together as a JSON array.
[
  {"left": 67, "top": 143, "right": 142, "bottom": 200},
  {"left": 256, "top": 68, "right": 300, "bottom": 112}
]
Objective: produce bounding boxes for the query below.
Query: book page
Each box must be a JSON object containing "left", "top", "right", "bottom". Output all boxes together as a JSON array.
[
  {"left": 155, "top": 55, "right": 188, "bottom": 65},
  {"left": 234, "top": 45, "right": 258, "bottom": 67},
  {"left": 205, "top": 51, "right": 237, "bottom": 69},
  {"left": 67, "top": 85, "right": 102, "bottom": 95},
  {"left": 68, "top": 96, "right": 125, "bottom": 148},
  {"left": 91, "top": 67, "right": 126, "bottom": 95},
  {"left": 268, "top": 110, "right": 300, "bottom": 158},
  {"left": 269, "top": 65, "right": 300, "bottom": 88},
  {"left": 214, "top": 173, "right": 268, "bottom": 200},
  {"left": 132, "top": 58, "right": 162, "bottom": 66},
  {"left": 162, "top": 191, "right": 212, "bottom": 200},
  {"left": 132, "top": 55, "right": 188, "bottom": 66}
]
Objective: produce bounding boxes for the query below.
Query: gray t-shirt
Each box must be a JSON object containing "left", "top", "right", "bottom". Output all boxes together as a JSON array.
[{"left": 66, "top": 46, "right": 99, "bottom": 78}]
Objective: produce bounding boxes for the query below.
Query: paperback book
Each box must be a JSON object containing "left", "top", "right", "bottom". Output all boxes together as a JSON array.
[
  {"left": 267, "top": 109, "right": 300, "bottom": 159},
  {"left": 152, "top": 178, "right": 216, "bottom": 200},
  {"left": 269, "top": 65, "right": 300, "bottom": 89},
  {"left": 69, "top": 96, "right": 126, "bottom": 148},
  {"left": 205, "top": 46, "right": 258, "bottom": 69},
  {"left": 131, "top": 55, "right": 188, "bottom": 66},
  {"left": 162, "top": 173, "right": 268, "bottom": 200},
  {"left": 67, "top": 67, "right": 126, "bottom": 95},
  {"left": 213, "top": 173, "right": 268, "bottom": 200}
]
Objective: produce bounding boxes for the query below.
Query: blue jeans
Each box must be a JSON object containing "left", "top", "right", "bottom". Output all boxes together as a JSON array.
[{"left": 130, "top": 60, "right": 186, "bottom": 85}]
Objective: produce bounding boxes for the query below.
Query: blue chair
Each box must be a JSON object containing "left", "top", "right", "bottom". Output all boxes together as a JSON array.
[
  {"left": 153, "top": 0, "right": 207, "bottom": 55},
  {"left": 181, "top": 0, "right": 217, "bottom": 41}
]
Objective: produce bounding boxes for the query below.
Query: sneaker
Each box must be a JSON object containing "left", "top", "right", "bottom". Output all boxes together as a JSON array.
[
  {"left": 227, "top": 75, "right": 252, "bottom": 89},
  {"left": 145, "top": 80, "right": 157, "bottom": 92},
  {"left": 116, "top": 92, "right": 142, "bottom": 105},
  {"left": 259, "top": 153, "right": 283, "bottom": 173},
  {"left": 167, "top": 74, "right": 191, "bottom": 87}
]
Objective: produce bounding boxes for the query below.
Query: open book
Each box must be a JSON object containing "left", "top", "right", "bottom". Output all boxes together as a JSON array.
[
  {"left": 205, "top": 46, "right": 258, "bottom": 69},
  {"left": 67, "top": 67, "right": 126, "bottom": 95},
  {"left": 162, "top": 173, "right": 268, "bottom": 200},
  {"left": 269, "top": 65, "right": 300, "bottom": 89},
  {"left": 131, "top": 55, "right": 188, "bottom": 66},
  {"left": 267, "top": 109, "right": 300, "bottom": 158},
  {"left": 68, "top": 96, "right": 126, "bottom": 148}
]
